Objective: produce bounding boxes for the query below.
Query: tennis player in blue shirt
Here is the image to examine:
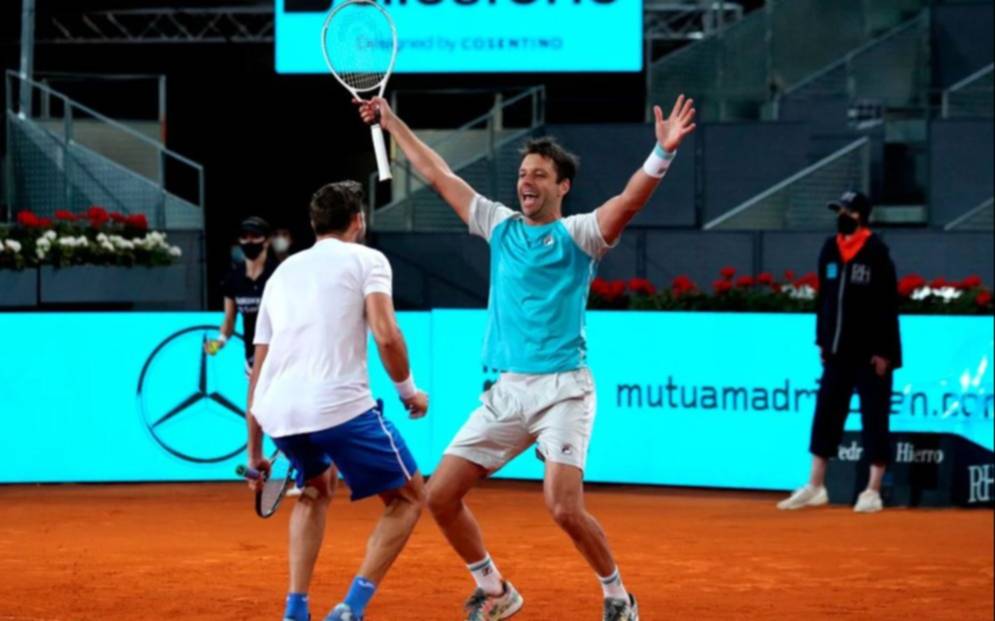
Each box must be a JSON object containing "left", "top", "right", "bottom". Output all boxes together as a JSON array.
[{"left": 358, "top": 94, "right": 695, "bottom": 621}]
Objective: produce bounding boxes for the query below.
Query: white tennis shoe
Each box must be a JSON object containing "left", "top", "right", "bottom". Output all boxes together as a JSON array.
[
  {"left": 853, "top": 489, "right": 883, "bottom": 513},
  {"left": 776, "top": 484, "right": 829, "bottom": 510}
]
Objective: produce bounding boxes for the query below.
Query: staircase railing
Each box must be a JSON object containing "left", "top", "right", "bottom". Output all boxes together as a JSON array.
[
  {"left": 705, "top": 137, "right": 870, "bottom": 230},
  {"left": 773, "top": 11, "right": 930, "bottom": 119},
  {"left": 942, "top": 63, "right": 994, "bottom": 119},
  {"left": 4, "top": 70, "right": 204, "bottom": 230},
  {"left": 944, "top": 197, "right": 994, "bottom": 231},
  {"left": 648, "top": 0, "right": 929, "bottom": 122}
]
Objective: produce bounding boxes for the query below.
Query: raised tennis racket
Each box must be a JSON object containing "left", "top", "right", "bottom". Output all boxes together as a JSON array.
[
  {"left": 236, "top": 448, "right": 296, "bottom": 519},
  {"left": 321, "top": 0, "right": 398, "bottom": 181}
]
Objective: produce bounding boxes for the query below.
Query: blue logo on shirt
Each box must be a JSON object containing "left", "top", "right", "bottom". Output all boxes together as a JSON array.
[{"left": 827, "top": 263, "right": 839, "bottom": 280}]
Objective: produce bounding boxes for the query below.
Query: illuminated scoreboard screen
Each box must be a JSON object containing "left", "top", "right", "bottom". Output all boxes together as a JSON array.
[{"left": 276, "top": 0, "right": 643, "bottom": 73}]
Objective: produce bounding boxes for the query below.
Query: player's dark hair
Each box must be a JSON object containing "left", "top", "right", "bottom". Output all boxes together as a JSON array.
[
  {"left": 310, "top": 180, "right": 364, "bottom": 234},
  {"left": 519, "top": 137, "right": 579, "bottom": 183}
]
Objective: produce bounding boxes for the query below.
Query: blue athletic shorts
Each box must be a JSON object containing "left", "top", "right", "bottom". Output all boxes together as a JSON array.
[{"left": 271, "top": 402, "right": 418, "bottom": 501}]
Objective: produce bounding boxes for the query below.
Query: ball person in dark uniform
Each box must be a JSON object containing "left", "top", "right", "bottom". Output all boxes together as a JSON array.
[
  {"left": 778, "top": 191, "right": 902, "bottom": 514},
  {"left": 206, "top": 216, "right": 278, "bottom": 376}
]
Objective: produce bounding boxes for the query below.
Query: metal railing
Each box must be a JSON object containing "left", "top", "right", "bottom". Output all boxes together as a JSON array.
[
  {"left": 647, "top": 0, "right": 929, "bottom": 122},
  {"left": 945, "top": 197, "right": 994, "bottom": 231},
  {"left": 370, "top": 86, "right": 545, "bottom": 232},
  {"left": 4, "top": 71, "right": 204, "bottom": 230},
  {"left": 705, "top": 137, "right": 870, "bottom": 230},
  {"left": 647, "top": 7, "right": 768, "bottom": 122},
  {"left": 942, "top": 63, "right": 994, "bottom": 119},
  {"left": 774, "top": 12, "right": 931, "bottom": 118},
  {"left": 643, "top": 2, "right": 744, "bottom": 42}
]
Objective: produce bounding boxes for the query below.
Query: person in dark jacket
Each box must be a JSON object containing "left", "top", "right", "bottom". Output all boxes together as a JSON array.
[
  {"left": 778, "top": 190, "right": 902, "bottom": 514},
  {"left": 206, "top": 216, "right": 278, "bottom": 376}
]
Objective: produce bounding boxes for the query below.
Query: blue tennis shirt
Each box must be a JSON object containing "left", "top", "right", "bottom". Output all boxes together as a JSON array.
[{"left": 469, "top": 194, "right": 616, "bottom": 374}]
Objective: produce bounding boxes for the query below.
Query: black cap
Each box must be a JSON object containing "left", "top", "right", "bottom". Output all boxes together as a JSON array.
[
  {"left": 239, "top": 216, "right": 271, "bottom": 237},
  {"left": 828, "top": 190, "right": 872, "bottom": 221}
]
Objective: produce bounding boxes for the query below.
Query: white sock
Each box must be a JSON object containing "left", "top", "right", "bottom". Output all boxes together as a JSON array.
[
  {"left": 468, "top": 555, "right": 504, "bottom": 596},
  {"left": 599, "top": 567, "right": 627, "bottom": 600}
]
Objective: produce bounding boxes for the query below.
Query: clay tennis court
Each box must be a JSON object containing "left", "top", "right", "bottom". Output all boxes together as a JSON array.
[{"left": 0, "top": 480, "right": 991, "bottom": 620}]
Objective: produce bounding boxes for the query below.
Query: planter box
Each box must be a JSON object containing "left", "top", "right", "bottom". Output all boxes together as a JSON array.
[
  {"left": 0, "top": 269, "right": 38, "bottom": 307},
  {"left": 40, "top": 265, "right": 187, "bottom": 304}
]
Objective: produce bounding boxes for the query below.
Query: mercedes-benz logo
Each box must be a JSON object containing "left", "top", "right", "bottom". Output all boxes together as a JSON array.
[{"left": 137, "top": 325, "right": 248, "bottom": 463}]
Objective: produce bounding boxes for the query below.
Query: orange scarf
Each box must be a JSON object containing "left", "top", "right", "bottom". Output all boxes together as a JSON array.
[{"left": 836, "top": 228, "right": 871, "bottom": 264}]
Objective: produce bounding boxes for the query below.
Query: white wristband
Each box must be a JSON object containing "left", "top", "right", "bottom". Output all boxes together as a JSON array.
[
  {"left": 394, "top": 374, "right": 418, "bottom": 400},
  {"left": 642, "top": 144, "right": 676, "bottom": 178},
  {"left": 216, "top": 334, "right": 228, "bottom": 346}
]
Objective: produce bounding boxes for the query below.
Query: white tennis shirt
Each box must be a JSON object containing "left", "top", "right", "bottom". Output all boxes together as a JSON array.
[{"left": 251, "top": 237, "right": 392, "bottom": 437}]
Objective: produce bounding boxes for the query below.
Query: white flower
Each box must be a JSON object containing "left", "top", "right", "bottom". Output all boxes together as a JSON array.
[
  {"left": 782, "top": 284, "right": 816, "bottom": 300},
  {"left": 936, "top": 286, "right": 962, "bottom": 302},
  {"left": 911, "top": 286, "right": 963, "bottom": 304},
  {"left": 169, "top": 246, "right": 182, "bottom": 258},
  {"left": 37, "top": 237, "right": 51, "bottom": 249},
  {"left": 96, "top": 233, "right": 109, "bottom": 243},
  {"left": 910, "top": 287, "right": 932, "bottom": 301},
  {"left": 101, "top": 242, "right": 114, "bottom": 252},
  {"left": 36, "top": 247, "right": 46, "bottom": 260},
  {"left": 44, "top": 230, "right": 57, "bottom": 241},
  {"left": 5, "top": 239, "right": 22, "bottom": 253}
]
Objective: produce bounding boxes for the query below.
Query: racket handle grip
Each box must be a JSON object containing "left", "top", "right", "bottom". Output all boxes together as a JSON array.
[
  {"left": 236, "top": 464, "right": 262, "bottom": 480},
  {"left": 371, "top": 123, "right": 392, "bottom": 182}
]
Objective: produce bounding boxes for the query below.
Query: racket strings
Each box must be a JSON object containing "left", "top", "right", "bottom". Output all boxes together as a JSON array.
[
  {"left": 260, "top": 454, "right": 292, "bottom": 513},
  {"left": 323, "top": 3, "right": 394, "bottom": 93}
]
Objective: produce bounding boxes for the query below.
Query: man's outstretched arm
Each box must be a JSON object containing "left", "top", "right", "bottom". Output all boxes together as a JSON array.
[
  {"left": 596, "top": 95, "right": 697, "bottom": 245},
  {"left": 357, "top": 97, "right": 476, "bottom": 224}
]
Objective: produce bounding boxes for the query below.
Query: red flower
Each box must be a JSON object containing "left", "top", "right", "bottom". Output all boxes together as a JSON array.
[
  {"left": 38, "top": 217, "right": 53, "bottom": 228},
  {"left": 795, "top": 272, "right": 820, "bottom": 290},
  {"left": 720, "top": 266, "right": 736, "bottom": 280},
  {"left": 627, "top": 277, "right": 656, "bottom": 296},
  {"left": 735, "top": 275, "right": 755, "bottom": 288},
  {"left": 16, "top": 211, "right": 39, "bottom": 228},
  {"left": 672, "top": 275, "right": 696, "bottom": 290},
  {"left": 110, "top": 212, "right": 128, "bottom": 224},
  {"left": 55, "top": 210, "right": 78, "bottom": 222},
  {"left": 977, "top": 290, "right": 992, "bottom": 307},
  {"left": 606, "top": 280, "right": 627, "bottom": 301},
  {"left": 126, "top": 214, "right": 149, "bottom": 231},
  {"left": 898, "top": 274, "right": 927, "bottom": 297},
  {"left": 590, "top": 277, "right": 609, "bottom": 297},
  {"left": 86, "top": 206, "right": 109, "bottom": 221},
  {"left": 86, "top": 206, "right": 110, "bottom": 229},
  {"left": 930, "top": 277, "right": 948, "bottom": 289},
  {"left": 757, "top": 272, "right": 775, "bottom": 286},
  {"left": 713, "top": 279, "right": 732, "bottom": 294},
  {"left": 784, "top": 270, "right": 796, "bottom": 282},
  {"left": 771, "top": 283, "right": 783, "bottom": 293},
  {"left": 960, "top": 275, "right": 983, "bottom": 290}
]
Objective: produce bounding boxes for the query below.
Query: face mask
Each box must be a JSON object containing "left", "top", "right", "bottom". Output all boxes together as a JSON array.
[
  {"left": 240, "top": 241, "right": 264, "bottom": 260},
  {"left": 837, "top": 214, "right": 859, "bottom": 235},
  {"left": 271, "top": 237, "right": 290, "bottom": 254}
]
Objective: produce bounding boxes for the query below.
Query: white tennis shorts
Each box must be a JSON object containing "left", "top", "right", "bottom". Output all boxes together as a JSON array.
[{"left": 444, "top": 368, "right": 596, "bottom": 472}]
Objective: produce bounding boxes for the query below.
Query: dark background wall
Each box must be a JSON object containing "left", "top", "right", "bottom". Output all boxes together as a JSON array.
[
  {"left": 546, "top": 124, "right": 697, "bottom": 227},
  {"left": 375, "top": 229, "right": 994, "bottom": 309},
  {"left": 929, "top": 120, "right": 995, "bottom": 225},
  {"left": 700, "top": 123, "right": 810, "bottom": 224},
  {"left": 2, "top": 1, "right": 992, "bottom": 311},
  {"left": 932, "top": 2, "right": 995, "bottom": 88}
]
